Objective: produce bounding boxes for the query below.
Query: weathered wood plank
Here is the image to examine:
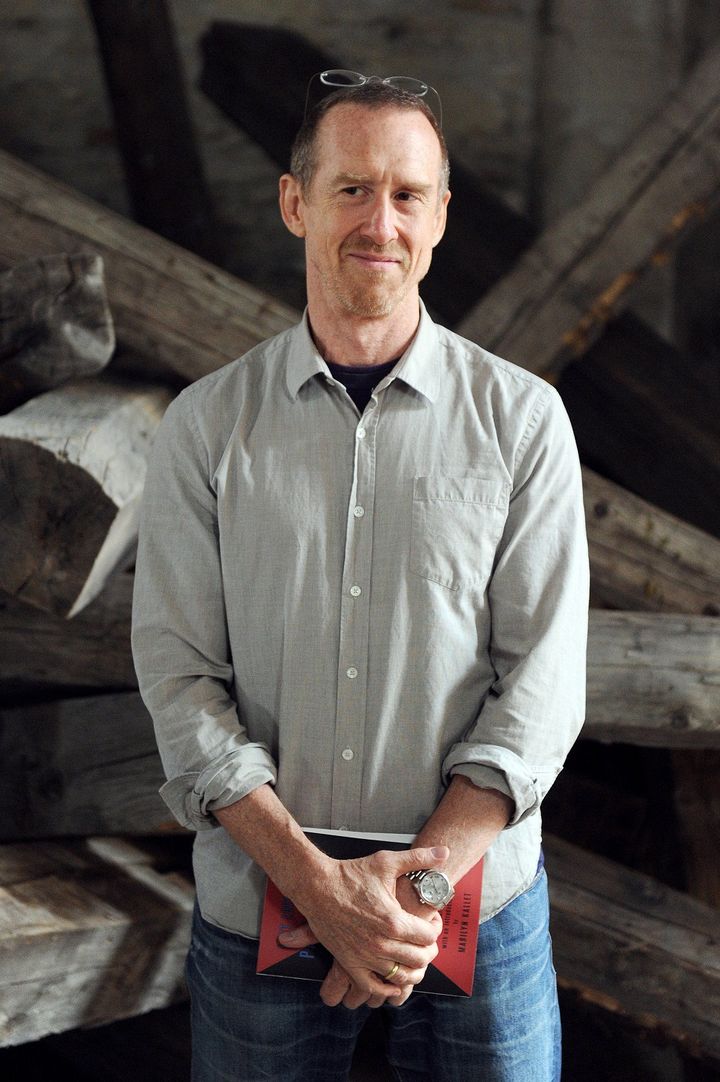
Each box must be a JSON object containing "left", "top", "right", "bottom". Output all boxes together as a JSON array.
[
  {"left": 0, "top": 149, "right": 298, "bottom": 383},
  {"left": 0, "top": 377, "right": 172, "bottom": 617},
  {"left": 87, "top": 0, "right": 214, "bottom": 252},
  {"left": 585, "top": 611, "right": 720, "bottom": 748},
  {"left": 546, "top": 833, "right": 720, "bottom": 1060},
  {"left": 0, "top": 253, "right": 114, "bottom": 413},
  {"left": 457, "top": 41, "right": 720, "bottom": 378},
  {"left": 0, "top": 692, "right": 174, "bottom": 839},
  {"left": 0, "top": 836, "right": 193, "bottom": 1046},
  {"left": 583, "top": 466, "right": 720, "bottom": 615},
  {"left": 0, "top": 572, "right": 136, "bottom": 691}
]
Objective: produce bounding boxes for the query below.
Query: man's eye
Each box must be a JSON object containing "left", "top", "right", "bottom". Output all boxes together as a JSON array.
[
  {"left": 342, "top": 186, "right": 363, "bottom": 196},
  {"left": 396, "top": 192, "right": 416, "bottom": 202}
]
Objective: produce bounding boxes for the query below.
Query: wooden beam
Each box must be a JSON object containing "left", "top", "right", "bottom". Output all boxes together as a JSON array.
[
  {"left": 584, "top": 466, "right": 720, "bottom": 615},
  {"left": 86, "top": 0, "right": 214, "bottom": 254},
  {"left": 0, "top": 378, "right": 172, "bottom": 617},
  {"left": 585, "top": 611, "right": 720, "bottom": 748},
  {"left": 560, "top": 312, "right": 720, "bottom": 539},
  {"left": 0, "top": 692, "right": 174, "bottom": 839},
  {"left": 0, "top": 253, "right": 115, "bottom": 413},
  {"left": 546, "top": 833, "right": 720, "bottom": 1061},
  {"left": 456, "top": 41, "right": 720, "bottom": 379},
  {"left": 0, "top": 149, "right": 298, "bottom": 384},
  {"left": 0, "top": 836, "right": 193, "bottom": 1046},
  {"left": 0, "top": 572, "right": 136, "bottom": 692}
]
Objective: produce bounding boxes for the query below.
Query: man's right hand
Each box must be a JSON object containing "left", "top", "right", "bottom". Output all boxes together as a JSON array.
[{"left": 278, "top": 845, "right": 447, "bottom": 1006}]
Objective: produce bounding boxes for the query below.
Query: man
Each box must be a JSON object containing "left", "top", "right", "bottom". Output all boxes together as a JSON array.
[{"left": 132, "top": 76, "right": 588, "bottom": 1082}]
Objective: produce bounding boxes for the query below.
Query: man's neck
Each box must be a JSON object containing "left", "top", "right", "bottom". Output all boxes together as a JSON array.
[{"left": 307, "top": 297, "right": 421, "bottom": 368}]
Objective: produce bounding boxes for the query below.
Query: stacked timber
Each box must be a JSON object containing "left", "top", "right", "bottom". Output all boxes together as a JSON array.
[{"left": 1, "top": 17, "right": 720, "bottom": 1074}]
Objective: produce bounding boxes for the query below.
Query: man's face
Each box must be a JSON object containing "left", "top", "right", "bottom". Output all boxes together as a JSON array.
[{"left": 281, "top": 104, "right": 450, "bottom": 321}]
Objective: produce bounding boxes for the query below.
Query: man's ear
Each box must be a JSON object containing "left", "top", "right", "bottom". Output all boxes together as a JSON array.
[
  {"left": 279, "top": 174, "right": 307, "bottom": 238},
  {"left": 432, "top": 189, "right": 451, "bottom": 248}
]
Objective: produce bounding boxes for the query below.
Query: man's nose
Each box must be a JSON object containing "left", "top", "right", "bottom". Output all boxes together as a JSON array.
[{"left": 361, "top": 195, "right": 398, "bottom": 246}]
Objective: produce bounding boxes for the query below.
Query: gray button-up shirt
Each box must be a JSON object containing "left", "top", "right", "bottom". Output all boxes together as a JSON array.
[{"left": 132, "top": 302, "right": 589, "bottom": 937}]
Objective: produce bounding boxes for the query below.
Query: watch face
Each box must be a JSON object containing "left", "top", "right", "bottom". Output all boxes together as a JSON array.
[{"left": 420, "top": 871, "right": 451, "bottom": 906}]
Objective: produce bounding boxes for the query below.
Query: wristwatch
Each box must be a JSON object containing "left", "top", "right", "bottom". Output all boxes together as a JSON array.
[{"left": 405, "top": 868, "right": 455, "bottom": 910}]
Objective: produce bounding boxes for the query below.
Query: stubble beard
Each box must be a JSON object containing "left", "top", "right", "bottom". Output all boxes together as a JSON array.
[{"left": 320, "top": 244, "right": 413, "bottom": 319}]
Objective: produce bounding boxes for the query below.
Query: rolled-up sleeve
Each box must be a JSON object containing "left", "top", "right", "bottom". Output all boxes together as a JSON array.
[
  {"left": 442, "top": 385, "right": 589, "bottom": 824},
  {"left": 131, "top": 391, "right": 277, "bottom": 831}
]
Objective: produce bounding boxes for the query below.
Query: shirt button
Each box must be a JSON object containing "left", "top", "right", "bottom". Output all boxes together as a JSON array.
[
  {"left": 350, "top": 585, "right": 362, "bottom": 597},
  {"left": 341, "top": 748, "right": 354, "bottom": 761},
  {"left": 353, "top": 505, "right": 365, "bottom": 518},
  {"left": 356, "top": 428, "right": 366, "bottom": 440},
  {"left": 346, "top": 666, "right": 358, "bottom": 679}
]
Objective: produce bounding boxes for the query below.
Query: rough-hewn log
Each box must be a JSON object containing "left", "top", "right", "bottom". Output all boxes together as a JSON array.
[
  {"left": 584, "top": 466, "right": 720, "bottom": 615},
  {"left": 585, "top": 611, "right": 720, "bottom": 748},
  {"left": 0, "top": 253, "right": 115, "bottom": 413},
  {"left": 0, "top": 149, "right": 298, "bottom": 384},
  {"left": 0, "top": 836, "right": 193, "bottom": 1046},
  {"left": 560, "top": 312, "right": 720, "bottom": 539},
  {"left": 0, "top": 377, "right": 171, "bottom": 617},
  {"left": 457, "top": 41, "right": 720, "bottom": 379},
  {"left": 86, "top": 0, "right": 214, "bottom": 253},
  {"left": 0, "top": 572, "right": 136, "bottom": 692},
  {"left": 198, "top": 21, "right": 533, "bottom": 326},
  {"left": 546, "top": 833, "right": 720, "bottom": 1061},
  {"left": 0, "top": 692, "right": 172, "bottom": 839}
]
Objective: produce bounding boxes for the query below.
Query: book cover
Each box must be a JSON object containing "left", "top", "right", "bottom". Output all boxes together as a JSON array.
[{"left": 256, "top": 828, "right": 483, "bottom": 997}]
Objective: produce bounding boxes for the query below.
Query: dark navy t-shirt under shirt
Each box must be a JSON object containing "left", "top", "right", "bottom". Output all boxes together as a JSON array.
[{"left": 326, "top": 358, "right": 398, "bottom": 413}]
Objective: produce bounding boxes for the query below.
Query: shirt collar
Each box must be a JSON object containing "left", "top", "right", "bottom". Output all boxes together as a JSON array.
[{"left": 285, "top": 300, "right": 441, "bottom": 403}]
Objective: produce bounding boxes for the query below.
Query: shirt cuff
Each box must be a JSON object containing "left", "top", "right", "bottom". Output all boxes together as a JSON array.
[
  {"left": 158, "top": 744, "right": 277, "bottom": 831},
  {"left": 442, "top": 743, "right": 556, "bottom": 826}
]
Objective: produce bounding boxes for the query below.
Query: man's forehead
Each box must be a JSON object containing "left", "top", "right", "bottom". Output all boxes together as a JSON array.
[
  {"left": 312, "top": 103, "right": 443, "bottom": 179},
  {"left": 315, "top": 103, "right": 441, "bottom": 155}
]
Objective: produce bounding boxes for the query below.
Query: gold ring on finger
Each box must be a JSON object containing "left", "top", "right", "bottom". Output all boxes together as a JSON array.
[{"left": 384, "top": 961, "right": 400, "bottom": 981}]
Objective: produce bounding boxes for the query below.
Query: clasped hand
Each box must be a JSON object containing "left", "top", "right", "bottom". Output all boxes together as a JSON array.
[{"left": 278, "top": 844, "right": 449, "bottom": 1009}]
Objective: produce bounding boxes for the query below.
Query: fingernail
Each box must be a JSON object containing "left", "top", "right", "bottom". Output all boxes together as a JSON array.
[
  {"left": 431, "top": 845, "right": 448, "bottom": 859},
  {"left": 279, "top": 928, "right": 299, "bottom": 942}
]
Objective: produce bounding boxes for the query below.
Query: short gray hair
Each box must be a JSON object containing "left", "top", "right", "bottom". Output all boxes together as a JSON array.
[{"left": 290, "top": 82, "right": 450, "bottom": 197}]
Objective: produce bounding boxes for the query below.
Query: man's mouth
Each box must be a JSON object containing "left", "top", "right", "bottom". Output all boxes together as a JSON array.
[{"left": 345, "top": 250, "right": 404, "bottom": 267}]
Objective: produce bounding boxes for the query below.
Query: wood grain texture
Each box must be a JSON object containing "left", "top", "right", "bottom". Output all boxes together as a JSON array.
[
  {"left": 0, "top": 253, "right": 115, "bottom": 412},
  {"left": 0, "top": 572, "right": 136, "bottom": 690},
  {"left": 583, "top": 466, "right": 720, "bottom": 615},
  {"left": 0, "top": 691, "right": 174, "bottom": 839},
  {"left": 0, "top": 149, "right": 298, "bottom": 384},
  {"left": 457, "top": 41, "right": 720, "bottom": 378},
  {"left": 585, "top": 611, "right": 720, "bottom": 747},
  {"left": 0, "top": 836, "right": 193, "bottom": 1046},
  {"left": 546, "top": 833, "right": 720, "bottom": 1060},
  {"left": 0, "top": 377, "right": 171, "bottom": 617}
]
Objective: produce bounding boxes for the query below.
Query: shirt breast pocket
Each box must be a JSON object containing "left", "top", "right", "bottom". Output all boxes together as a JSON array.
[{"left": 410, "top": 475, "right": 510, "bottom": 592}]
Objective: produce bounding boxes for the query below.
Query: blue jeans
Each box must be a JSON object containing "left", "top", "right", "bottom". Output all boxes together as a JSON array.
[{"left": 186, "top": 868, "right": 560, "bottom": 1082}]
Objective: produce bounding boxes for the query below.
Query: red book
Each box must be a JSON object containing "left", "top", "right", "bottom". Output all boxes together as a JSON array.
[{"left": 256, "top": 829, "right": 483, "bottom": 997}]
